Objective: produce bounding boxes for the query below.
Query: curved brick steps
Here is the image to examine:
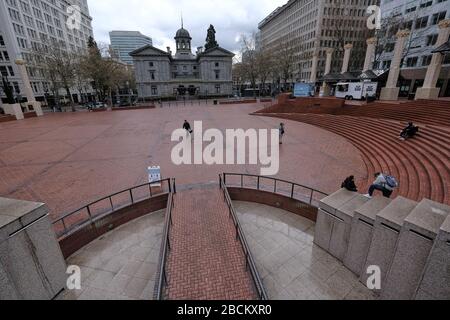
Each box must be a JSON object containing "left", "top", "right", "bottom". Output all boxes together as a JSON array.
[
  {"left": 333, "top": 100, "right": 450, "bottom": 127},
  {"left": 289, "top": 114, "right": 425, "bottom": 201},
  {"left": 258, "top": 99, "right": 450, "bottom": 127},
  {"left": 259, "top": 113, "right": 449, "bottom": 205}
]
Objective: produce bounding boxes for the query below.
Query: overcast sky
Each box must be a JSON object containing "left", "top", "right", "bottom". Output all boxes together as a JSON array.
[{"left": 87, "top": 0, "right": 287, "bottom": 55}]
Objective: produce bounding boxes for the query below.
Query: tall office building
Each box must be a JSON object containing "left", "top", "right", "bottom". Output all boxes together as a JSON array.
[
  {"left": 0, "top": 0, "right": 94, "bottom": 103},
  {"left": 258, "top": 0, "right": 379, "bottom": 83},
  {"left": 377, "top": 0, "right": 450, "bottom": 97},
  {"left": 109, "top": 31, "right": 153, "bottom": 65}
]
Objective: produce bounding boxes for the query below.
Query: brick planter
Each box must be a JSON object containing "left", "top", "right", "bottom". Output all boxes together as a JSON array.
[
  {"left": 0, "top": 115, "right": 16, "bottom": 123},
  {"left": 112, "top": 105, "right": 155, "bottom": 111},
  {"left": 24, "top": 111, "right": 38, "bottom": 118}
]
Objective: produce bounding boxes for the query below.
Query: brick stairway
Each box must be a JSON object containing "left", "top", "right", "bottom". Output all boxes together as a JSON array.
[
  {"left": 165, "top": 186, "right": 257, "bottom": 300},
  {"left": 257, "top": 99, "right": 450, "bottom": 127},
  {"left": 257, "top": 113, "right": 450, "bottom": 205}
]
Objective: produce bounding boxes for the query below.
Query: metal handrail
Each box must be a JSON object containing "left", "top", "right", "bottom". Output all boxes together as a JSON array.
[
  {"left": 219, "top": 174, "right": 269, "bottom": 300},
  {"left": 154, "top": 178, "right": 176, "bottom": 300},
  {"left": 223, "top": 173, "right": 328, "bottom": 207},
  {"left": 52, "top": 179, "right": 172, "bottom": 238}
]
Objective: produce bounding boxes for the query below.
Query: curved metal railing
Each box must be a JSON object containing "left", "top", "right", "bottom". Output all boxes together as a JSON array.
[
  {"left": 219, "top": 174, "right": 269, "bottom": 300},
  {"left": 222, "top": 173, "right": 328, "bottom": 208},
  {"left": 154, "top": 179, "right": 176, "bottom": 300},
  {"left": 52, "top": 179, "right": 172, "bottom": 238}
]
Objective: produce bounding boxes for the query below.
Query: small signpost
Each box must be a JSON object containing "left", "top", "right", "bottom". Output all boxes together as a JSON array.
[{"left": 148, "top": 166, "right": 162, "bottom": 187}]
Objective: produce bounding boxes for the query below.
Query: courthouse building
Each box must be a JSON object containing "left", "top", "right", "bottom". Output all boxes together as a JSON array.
[{"left": 131, "top": 25, "right": 234, "bottom": 100}]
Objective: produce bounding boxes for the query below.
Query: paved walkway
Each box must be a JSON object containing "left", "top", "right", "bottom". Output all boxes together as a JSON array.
[
  {"left": 234, "top": 201, "right": 377, "bottom": 300},
  {"left": 58, "top": 210, "right": 165, "bottom": 300},
  {"left": 0, "top": 104, "right": 365, "bottom": 222},
  {"left": 165, "top": 186, "right": 257, "bottom": 300}
]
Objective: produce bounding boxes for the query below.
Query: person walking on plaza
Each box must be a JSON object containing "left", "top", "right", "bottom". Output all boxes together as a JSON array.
[
  {"left": 341, "top": 176, "right": 358, "bottom": 192},
  {"left": 279, "top": 123, "right": 285, "bottom": 145},
  {"left": 365, "top": 173, "right": 398, "bottom": 199},
  {"left": 183, "top": 120, "right": 193, "bottom": 135}
]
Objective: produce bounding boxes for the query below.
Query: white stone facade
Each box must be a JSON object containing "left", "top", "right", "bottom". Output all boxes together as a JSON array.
[
  {"left": 131, "top": 27, "right": 234, "bottom": 99},
  {"left": 0, "top": 0, "right": 94, "bottom": 102}
]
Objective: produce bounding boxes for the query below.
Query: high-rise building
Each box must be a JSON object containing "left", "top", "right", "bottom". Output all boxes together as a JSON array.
[
  {"left": 258, "top": 0, "right": 379, "bottom": 83},
  {"left": 0, "top": 0, "right": 94, "bottom": 103},
  {"left": 377, "top": 0, "right": 450, "bottom": 97},
  {"left": 109, "top": 31, "right": 153, "bottom": 65}
]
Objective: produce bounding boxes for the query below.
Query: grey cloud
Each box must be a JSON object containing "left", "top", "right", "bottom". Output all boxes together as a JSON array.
[{"left": 88, "top": 0, "right": 286, "bottom": 53}]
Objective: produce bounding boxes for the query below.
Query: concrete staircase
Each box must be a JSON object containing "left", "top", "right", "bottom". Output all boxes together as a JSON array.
[{"left": 314, "top": 189, "right": 450, "bottom": 300}]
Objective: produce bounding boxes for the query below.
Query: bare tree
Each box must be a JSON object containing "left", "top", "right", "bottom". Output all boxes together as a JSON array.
[
  {"left": 256, "top": 49, "right": 273, "bottom": 96},
  {"left": 239, "top": 34, "right": 259, "bottom": 97},
  {"left": 79, "top": 39, "right": 132, "bottom": 105},
  {"left": 272, "top": 39, "right": 296, "bottom": 90},
  {"left": 373, "top": 11, "right": 425, "bottom": 70},
  {"left": 30, "top": 37, "right": 78, "bottom": 110}
]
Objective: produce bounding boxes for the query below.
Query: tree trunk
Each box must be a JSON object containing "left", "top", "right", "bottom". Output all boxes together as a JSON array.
[{"left": 65, "top": 85, "right": 75, "bottom": 112}]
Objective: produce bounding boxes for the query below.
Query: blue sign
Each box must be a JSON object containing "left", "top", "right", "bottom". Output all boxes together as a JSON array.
[{"left": 294, "top": 83, "right": 314, "bottom": 97}]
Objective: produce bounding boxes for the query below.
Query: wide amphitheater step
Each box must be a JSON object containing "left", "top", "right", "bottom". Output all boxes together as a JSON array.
[
  {"left": 257, "top": 113, "right": 449, "bottom": 205},
  {"left": 257, "top": 98, "right": 450, "bottom": 127},
  {"left": 165, "top": 186, "right": 257, "bottom": 300}
]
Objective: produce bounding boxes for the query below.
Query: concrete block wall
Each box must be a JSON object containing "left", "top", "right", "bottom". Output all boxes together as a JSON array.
[{"left": 315, "top": 189, "right": 450, "bottom": 300}]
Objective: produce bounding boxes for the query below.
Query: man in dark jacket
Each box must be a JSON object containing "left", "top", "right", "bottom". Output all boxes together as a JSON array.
[
  {"left": 341, "top": 176, "right": 358, "bottom": 192},
  {"left": 183, "top": 120, "right": 193, "bottom": 134}
]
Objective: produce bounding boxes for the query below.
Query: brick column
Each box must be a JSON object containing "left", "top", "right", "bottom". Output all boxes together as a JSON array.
[
  {"left": 15, "top": 59, "right": 43, "bottom": 116},
  {"left": 415, "top": 19, "right": 450, "bottom": 100},
  {"left": 320, "top": 48, "right": 334, "bottom": 96},
  {"left": 341, "top": 44, "right": 353, "bottom": 74},
  {"left": 363, "top": 37, "right": 377, "bottom": 72},
  {"left": 380, "top": 30, "right": 410, "bottom": 101}
]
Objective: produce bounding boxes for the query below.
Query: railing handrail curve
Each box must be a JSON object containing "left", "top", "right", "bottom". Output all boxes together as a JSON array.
[
  {"left": 52, "top": 178, "right": 172, "bottom": 238},
  {"left": 219, "top": 174, "right": 269, "bottom": 300}
]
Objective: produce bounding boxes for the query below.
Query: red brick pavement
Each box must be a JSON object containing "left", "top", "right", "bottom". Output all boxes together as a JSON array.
[
  {"left": 165, "top": 186, "right": 257, "bottom": 300},
  {"left": 0, "top": 105, "right": 366, "bottom": 223}
]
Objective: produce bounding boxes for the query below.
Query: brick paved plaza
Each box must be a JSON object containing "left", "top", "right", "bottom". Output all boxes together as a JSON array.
[{"left": 0, "top": 103, "right": 365, "bottom": 221}]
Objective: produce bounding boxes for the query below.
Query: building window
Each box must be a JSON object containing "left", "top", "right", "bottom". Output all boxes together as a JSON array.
[
  {"left": 149, "top": 62, "right": 154, "bottom": 67},
  {"left": 426, "top": 34, "right": 439, "bottom": 46},
  {"left": 215, "top": 85, "right": 220, "bottom": 94},
  {"left": 0, "top": 66, "right": 8, "bottom": 77},
  {"left": 415, "top": 16, "right": 428, "bottom": 29},
  {"left": 406, "top": 57, "right": 418, "bottom": 67},
  {"left": 151, "top": 86, "right": 158, "bottom": 95},
  {"left": 0, "top": 36, "right": 4, "bottom": 46},
  {"left": 215, "top": 62, "right": 219, "bottom": 67},
  {"left": 149, "top": 71, "right": 155, "bottom": 80},
  {"left": 432, "top": 12, "right": 447, "bottom": 25},
  {"left": 422, "top": 55, "right": 432, "bottom": 66}
]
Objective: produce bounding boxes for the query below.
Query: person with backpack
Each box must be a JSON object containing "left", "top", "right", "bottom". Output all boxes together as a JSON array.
[
  {"left": 183, "top": 120, "right": 193, "bottom": 135},
  {"left": 341, "top": 176, "right": 358, "bottom": 192},
  {"left": 279, "top": 123, "right": 285, "bottom": 145},
  {"left": 365, "top": 173, "right": 398, "bottom": 199}
]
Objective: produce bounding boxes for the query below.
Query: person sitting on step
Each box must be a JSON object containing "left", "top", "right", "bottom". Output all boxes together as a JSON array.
[
  {"left": 341, "top": 176, "right": 358, "bottom": 192},
  {"left": 365, "top": 173, "right": 398, "bottom": 199},
  {"left": 400, "top": 122, "right": 419, "bottom": 141}
]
